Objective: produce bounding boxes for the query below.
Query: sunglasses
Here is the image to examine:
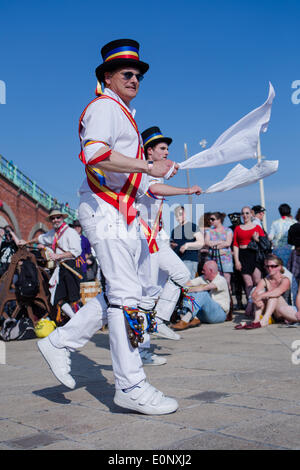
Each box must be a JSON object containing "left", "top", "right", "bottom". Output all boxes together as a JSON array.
[
  {"left": 50, "top": 216, "right": 62, "bottom": 221},
  {"left": 120, "top": 71, "right": 144, "bottom": 82},
  {"left": 265, "top": 264, "right": 279, "bottom": 269},
  {"left": 209, "top": 217, "right": 216, "bottom": 221},
  {"left": 242, "top": 212, "right": 250, "bottom": 215}
]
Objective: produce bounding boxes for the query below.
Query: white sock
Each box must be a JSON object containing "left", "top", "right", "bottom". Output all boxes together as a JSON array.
[
  {"left": 61, "top": 303, "right": 75, "bottom": 319},
  {"left": 182, "top": 311, "right": 193, "bottom": 323}
]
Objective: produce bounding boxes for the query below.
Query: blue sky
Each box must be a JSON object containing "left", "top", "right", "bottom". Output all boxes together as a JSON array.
[{"left": 0, "top": 0, "right": 299, "bottom": 231}]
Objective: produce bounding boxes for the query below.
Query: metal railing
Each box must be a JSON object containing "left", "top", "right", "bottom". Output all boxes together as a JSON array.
[{"left": 0, "top": 154, "right": 77, "bottom": 221}]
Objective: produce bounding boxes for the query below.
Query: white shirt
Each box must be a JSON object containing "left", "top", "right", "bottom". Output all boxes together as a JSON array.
[
  {"left": 38, "top": 226, "right": 82, "bottom": 260},
  {"left": 189, "top": 273, "right": 230, "bottom": 314},
  {"left": 79, "top": 88, "right": 148, "bottom": 198},
  {"left": 252, "top": 216, "right": 263, "bottom": 228},
  {"left": 268, "top": 217, "right": 297, "bottom": 248}
]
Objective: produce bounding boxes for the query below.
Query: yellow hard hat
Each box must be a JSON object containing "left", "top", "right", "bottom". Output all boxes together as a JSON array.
[{"left": 34, "top": 319, "right": 56, "bottom": 338}]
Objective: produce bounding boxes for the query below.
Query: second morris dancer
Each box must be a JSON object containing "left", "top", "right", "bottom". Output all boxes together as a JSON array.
[{"left": 136, "top": 126, "right": 203, "bottom": 355}]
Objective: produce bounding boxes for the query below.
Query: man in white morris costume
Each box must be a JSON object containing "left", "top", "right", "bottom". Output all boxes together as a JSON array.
[
  {"left": 19, "top": 207, "right": 82, "bottom": 321},
  {"left": 37, "top": 39, "right": 179, "bottom": 416}
]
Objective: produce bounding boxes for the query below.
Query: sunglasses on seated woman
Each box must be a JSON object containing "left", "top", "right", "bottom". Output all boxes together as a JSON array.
[{"left": 265, "top": 264, "right": 279, "bottom": 269}]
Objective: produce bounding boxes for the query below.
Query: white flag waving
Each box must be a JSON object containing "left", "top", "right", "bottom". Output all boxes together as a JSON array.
[
  {"left": 204, "top": 160, "right": 278, "bottom": 194},
  {"left": 179, "top": 82, "right": 275, "bottom": 170}
]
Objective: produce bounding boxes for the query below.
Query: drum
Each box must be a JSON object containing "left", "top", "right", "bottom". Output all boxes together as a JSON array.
[{"left": 80, "top": 280, "right": 101, "bottom": 304}]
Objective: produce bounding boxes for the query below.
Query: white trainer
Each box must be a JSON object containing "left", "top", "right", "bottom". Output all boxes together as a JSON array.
[
  {"left": 152, "top": 322, "right": 181, "bottom": 341},
  {"left": 37, "top": 337, "right": 76, "bottom": 389},
  {"left": 140, "top": 349, "right": 167, "bottom": 366},
  {"left": 114, "top": 381, "right": 178, "bottom": 415}
]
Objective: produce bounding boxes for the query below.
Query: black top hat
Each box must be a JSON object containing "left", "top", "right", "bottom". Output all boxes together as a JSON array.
[
  {"left": 142, "top": 126, "right": 172, "bottom": 153},
  {"left": 95, "top": 39, "right": 149, "bottom": 83},
  {"left": 252, "top": 205, "right": 265, "bottom": 214},
  {"left": 228, "top": 212, "right": 242, "bottom": 225}
]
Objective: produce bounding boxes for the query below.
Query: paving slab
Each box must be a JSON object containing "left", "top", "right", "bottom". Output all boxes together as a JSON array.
[{"left": 1, "top": 313, "right": 300, "bottom": 450}]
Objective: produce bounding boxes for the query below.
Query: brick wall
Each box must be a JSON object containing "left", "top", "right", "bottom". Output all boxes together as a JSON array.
[{"left": 0, "top": 174, "right": 52, "bottom": 239}]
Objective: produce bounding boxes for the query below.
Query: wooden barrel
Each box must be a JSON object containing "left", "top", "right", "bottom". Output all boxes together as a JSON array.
[{"left": 80, "top": 280, "right": 101, "bottom": 304}]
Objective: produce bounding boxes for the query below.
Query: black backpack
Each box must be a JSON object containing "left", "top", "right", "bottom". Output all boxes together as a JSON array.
[
  {"left": 0, "top": 317, "right": 36, "bottom": 341},
  {"left": 15, "top": 258, "right": 39, "bottom": 299}
]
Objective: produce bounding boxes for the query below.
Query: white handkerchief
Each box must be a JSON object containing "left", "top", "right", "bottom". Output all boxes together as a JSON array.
[
  {"left": 164, "top": 162, "right": 176, "bottom": 180},
  {"left": 179, "top": 83, "right": 275, "bottom": 170},
  {"left": 204, "top": 160, "right": 278, "bottom": 194}
]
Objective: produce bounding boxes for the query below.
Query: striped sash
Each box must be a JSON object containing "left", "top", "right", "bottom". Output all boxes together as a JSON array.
[
  {"left": 51, "top": 223, "right": 69, "bottom": 252},
  {"left": 79, "top": 95, "right": 144, "bottom": 225},
  {"left": 139, "top": 191, "right": 164, "bottom": 254}
]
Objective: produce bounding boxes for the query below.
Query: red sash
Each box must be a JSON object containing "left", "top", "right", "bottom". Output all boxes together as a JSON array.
[
  {"left": 52, "top": 222, "right": 68, "bottom": 252},
  {"left": 139, "top": 194, "right": 164, "bottom": 253},
  {"left": 79, "top": 95, "right": 144, "bottom": 225}
]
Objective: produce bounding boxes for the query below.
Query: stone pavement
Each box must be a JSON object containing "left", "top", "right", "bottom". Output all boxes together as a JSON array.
[{"left": 1, "top": 312, "right": 300, "bottom": 451}]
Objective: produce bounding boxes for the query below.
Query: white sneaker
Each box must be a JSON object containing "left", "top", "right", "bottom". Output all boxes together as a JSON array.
[
  {"left": 140, "top": 349, "right": 167, "bottom": 366},
  {"left": 152, "top": 322, "right": 181, "bottom": 340},
  {"left": 114, "top": 381, "right": 178, "bottom": 415},
  {"left": 37, "top": 337, "right": 76, "bottom": 389}
]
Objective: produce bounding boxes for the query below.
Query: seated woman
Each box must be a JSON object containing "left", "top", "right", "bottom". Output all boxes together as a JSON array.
[{"left": 235, "top": 254, "right": 297, "bottom": 329}]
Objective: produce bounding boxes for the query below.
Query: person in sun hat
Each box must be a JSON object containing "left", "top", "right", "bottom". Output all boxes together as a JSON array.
[
  {"left": 135, "top": 126, "right": 203, "bottom": 357},
  {"left": 46, "top": 207, "right": 68, "bottom": 222},
  {"left": 18, "top": 207, "right": 82, "bottom": 322},
  {"left": 36, "top": 38, "right": 180, "bottom": 416}
]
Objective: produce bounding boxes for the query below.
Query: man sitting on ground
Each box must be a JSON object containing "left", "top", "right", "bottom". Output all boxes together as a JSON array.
[{"left": 172, "top": 260, "right": 230, "bottom": 330}]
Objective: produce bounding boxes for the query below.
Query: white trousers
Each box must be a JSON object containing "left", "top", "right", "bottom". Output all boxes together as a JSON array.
[
  {"left": 138, "top": 235, "right": 191, "bottom": 351},
  {"left": 49, "top": 194, "right": 147, "bottom": 390},
  {"left": 155, "top": 240, "right": 191, "bottom": 322}
]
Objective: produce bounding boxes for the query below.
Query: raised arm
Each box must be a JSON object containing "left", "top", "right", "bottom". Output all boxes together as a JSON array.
[
  {"left": 89, "top": 146, "right": 178, "bottom": 179},
  {"left": 150, "top": 183, "right": 202, "bottom": 197}
]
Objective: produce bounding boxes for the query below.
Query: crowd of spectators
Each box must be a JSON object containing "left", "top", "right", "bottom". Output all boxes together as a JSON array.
[
  {"left": 1, "top": 202, "right": 300, "bottom": 334},
  {"left": 169, "top": 202, "right": 300, "bottom": 331}
]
